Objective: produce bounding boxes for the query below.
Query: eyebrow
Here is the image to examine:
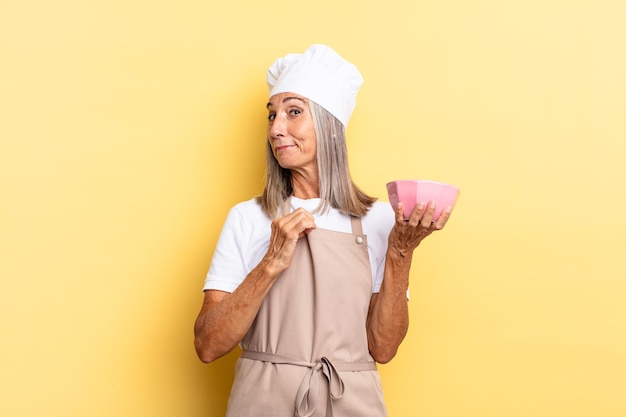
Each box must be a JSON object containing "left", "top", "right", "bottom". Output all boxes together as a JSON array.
[{"left": 266, "top": 96, "right": 308, "bottom": 109}]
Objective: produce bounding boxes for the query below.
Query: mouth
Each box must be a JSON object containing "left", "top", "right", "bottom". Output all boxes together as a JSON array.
[{"left": 275, "top": 145, "right": 295, "bottom": 151}]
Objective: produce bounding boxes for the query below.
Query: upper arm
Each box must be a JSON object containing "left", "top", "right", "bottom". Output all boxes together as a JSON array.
[
  {"left": 194, "top": 289, "right": 230, "bottom": 340},
  {"left": 198, "top": 289, "right": 230, "bottom": 313}
]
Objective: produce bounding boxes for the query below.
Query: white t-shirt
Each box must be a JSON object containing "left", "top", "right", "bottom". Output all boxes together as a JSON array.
[{"left": 204, "top": 197, "right": 396, "bottom": 293}]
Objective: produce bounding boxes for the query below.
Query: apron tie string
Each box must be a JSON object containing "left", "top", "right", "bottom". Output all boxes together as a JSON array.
[
  {"left": 295, "top": 356, "right": 344, "bottom": 417},
  {"left": 241, "top": 349, "right": 376, "bottom": 417}
]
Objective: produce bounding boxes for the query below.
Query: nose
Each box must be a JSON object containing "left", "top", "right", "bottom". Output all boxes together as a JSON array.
[{"left": 269, "top": 113, "right": 286, "bottom": 138}]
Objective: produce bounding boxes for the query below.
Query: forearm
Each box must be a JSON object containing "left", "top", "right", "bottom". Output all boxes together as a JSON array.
[
  {"left": 194, "top": 258, "right": 281, "bottom": 363},
  {"left": 366, "top": 249, "right": 412, "bottom": 363},
  {"left": 367, "top": 198, "right": 453, "bottom": 363}
]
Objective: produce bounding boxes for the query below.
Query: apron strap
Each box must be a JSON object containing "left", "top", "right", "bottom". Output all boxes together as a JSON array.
[
  {"left": 349, "top": 215, "right": 363, "bottom": 236},
  {"left": 282, "top": 197, "right": 364, "bottom": 240},
  {"left": 241, "top": 349, "right": 376, "bottom": 417},
  {"left": 281, "top": 197, "right": 292, "bottom": 217}
]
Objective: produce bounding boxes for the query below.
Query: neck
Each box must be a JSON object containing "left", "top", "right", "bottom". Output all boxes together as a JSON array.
[{"left": 290, "top": 170, "right": 319, "bottom": 199}]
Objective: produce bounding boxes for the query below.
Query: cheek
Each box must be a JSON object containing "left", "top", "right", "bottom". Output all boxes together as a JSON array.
[{"left": 301, "top": 124, "right": 316, "bottom": 146}]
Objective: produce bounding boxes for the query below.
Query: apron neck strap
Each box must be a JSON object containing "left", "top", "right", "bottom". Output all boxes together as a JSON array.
[
  {"left": 349, "top": 215, "right": 363, "bottom": 236},
  {"left": 281, "top": 197, "right": 292, "bottom": 217},
  {"left": 282, "top": 196, "right": 364, "bottom": 236}
]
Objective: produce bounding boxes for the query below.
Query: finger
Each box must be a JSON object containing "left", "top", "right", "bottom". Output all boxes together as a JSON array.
[
  {"left": 283, "top": 208, "right": 316, "bottom": 235},
  {"left": 394, "top": 202, "right": 406, "bottom": 223},
  {"left": 298, "top": 228, "right": 315, "bottom": 239},
  {"left": 407, "top": 202, "right": 426, "bottom": 226},
  {"left": 419, "top": 200, "right": 436, "bottom": 227},
  {"left": 434, "top": 205, "right": 453, "bottom": 230},
  {"left": 268, "top": 209, "right": 316, "bottom": 268}
]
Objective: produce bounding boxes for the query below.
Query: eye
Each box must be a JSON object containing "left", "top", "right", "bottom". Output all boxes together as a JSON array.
[
  {"left": 267, "top": 112, "right": 276, "bottom": 121},
  {"left": 289, "top": 108, "right": 302, "bottom": 116}
]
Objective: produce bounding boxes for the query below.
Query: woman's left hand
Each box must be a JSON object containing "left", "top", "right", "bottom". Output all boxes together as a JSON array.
[{"left": 387, "top": 201, "right": 453, "bottom": 257}]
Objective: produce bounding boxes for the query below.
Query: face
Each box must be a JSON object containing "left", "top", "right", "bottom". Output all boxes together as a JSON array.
[{"left": 266, "top": 92, "right": 317, "bottom": 173}]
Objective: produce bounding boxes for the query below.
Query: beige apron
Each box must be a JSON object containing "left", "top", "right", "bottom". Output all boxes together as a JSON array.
[{"left": 225, "top": 200, "right": 387, "bottom": 417}]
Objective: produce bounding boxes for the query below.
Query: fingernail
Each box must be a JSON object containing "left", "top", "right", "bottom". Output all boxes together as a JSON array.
[
  {"left": 417, "top": 202, "right": 425, "bottom": 210},
  {"left": 429, "top": 200, "right": 436, "bottom": 208}
]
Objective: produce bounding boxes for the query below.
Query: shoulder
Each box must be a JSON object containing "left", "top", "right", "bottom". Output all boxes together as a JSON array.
[
  {"left": 226, "top": 198, "right": 271, "bottom": 223},
  {"left": 368, "top": 200, "right": 395, "bottom": 217},
  {"left": 361, "top": 201, "right": 395, "bottom": 235},
  {"left": 205, "top": 198, "right": 272, "bottom": 292},
  {"left": 365, "top": 201, "right": 395, "bottom": 223},
  {"left": 217, "top": 198, "right": 272, "bottom": 240},
  {"left": 230, "top": 197, "right": 266, "bottom": 215}
]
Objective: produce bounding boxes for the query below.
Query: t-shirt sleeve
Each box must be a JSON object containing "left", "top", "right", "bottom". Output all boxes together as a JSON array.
[
  {"left": 371, "top": 202, "right": 395, "bottom": 293},
  {"left": 203, "top": 206, "right": 252, "bottom": 293}
]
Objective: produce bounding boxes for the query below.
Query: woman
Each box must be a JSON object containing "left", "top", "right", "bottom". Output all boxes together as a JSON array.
[{"left": 194, "top": 44, "right": 453, "bottom": 417}]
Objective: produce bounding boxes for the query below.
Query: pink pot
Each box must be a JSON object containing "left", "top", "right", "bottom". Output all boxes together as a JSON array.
[{"left": 386, "top": 180, "right": 460, "bottom": 221}]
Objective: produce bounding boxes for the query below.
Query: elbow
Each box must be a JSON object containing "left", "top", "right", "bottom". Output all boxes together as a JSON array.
[
  {"left": 194, "top": 339, "right": 213, "bottom": 363},
  {"left": 194, "top": 319, "right": 224, "bottom": 363},
  {"left": 194, "top": 337, "right": 220, "bottom": 364},
  {"left": 370, "top": 346, "right": 398, "bottom": 364},
  {"left": 196, "top": 350, "right": 216, "bottom": 364},
  {"left": 367, "top": 326, "right": 406, "bottom": 364},
  {"left": 194, "top": 336, "right": 234, "bottom": 364},
  {"left": 194, "top": 320, "right": 240, "bottom": 363}
]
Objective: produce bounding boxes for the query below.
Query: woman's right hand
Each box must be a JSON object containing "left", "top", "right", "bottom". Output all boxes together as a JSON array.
[{"left": 264, "top": 207, "right": 317, "bottom": 274}]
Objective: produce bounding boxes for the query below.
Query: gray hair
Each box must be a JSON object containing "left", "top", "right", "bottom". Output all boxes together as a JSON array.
[{"left": 257, "top": 100, "right": 375, "bottom": 218}]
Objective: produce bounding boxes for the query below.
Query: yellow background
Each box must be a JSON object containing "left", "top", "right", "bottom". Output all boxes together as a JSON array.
[{"left": 2, "top": 0, "right": 625, "bottom": 416}]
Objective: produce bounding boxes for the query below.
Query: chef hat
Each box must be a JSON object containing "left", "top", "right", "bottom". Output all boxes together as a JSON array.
[{"left": 266, "top": 44, "right": 363, "bottom": 127}]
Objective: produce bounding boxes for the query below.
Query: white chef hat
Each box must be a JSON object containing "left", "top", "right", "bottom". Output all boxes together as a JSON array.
[{"left": 266, "top": 44, "right": 363, "bottom": 127}]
